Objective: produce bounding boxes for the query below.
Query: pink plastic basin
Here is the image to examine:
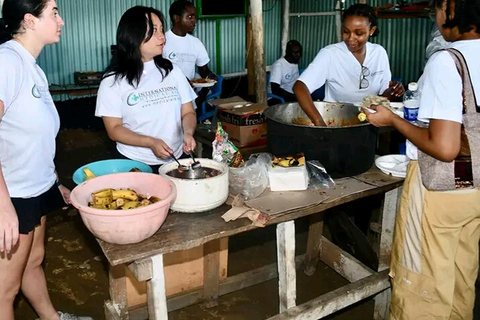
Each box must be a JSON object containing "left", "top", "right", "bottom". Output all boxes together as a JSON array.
[{"left": 70, "top": 172, "right": 176, "bottom": 245}]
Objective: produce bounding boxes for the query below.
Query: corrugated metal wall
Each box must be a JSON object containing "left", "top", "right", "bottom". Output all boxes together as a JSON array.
[{"left": 29, "top": 0, "right": 432, "bottom": 99}]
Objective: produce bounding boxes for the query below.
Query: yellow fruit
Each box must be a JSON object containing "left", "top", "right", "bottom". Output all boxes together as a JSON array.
[
  {"left": 121, "top": 201, "right": 140, "bottom": 210},
  {"left": 112, "top": 189, "right": 138, "bottom": 201},
  {"left": 83, "top": 167, "right": 96, "bottom": 180},
  {"left": 358, "top": 112, "right": 367, "bottom": 122},
  {"left": 93, "top": 195, "right": 113, "bottom": 206},
  {"left": 92, "top": 188, "right": 113, "bottom": 198}
]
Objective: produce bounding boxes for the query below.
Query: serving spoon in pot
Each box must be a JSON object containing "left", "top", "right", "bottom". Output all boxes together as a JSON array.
[
  {"left": 189, "top": 151, "right": 201, "bottom": 170},
  {"left": 170, "top": 153, "right": 189, "bottom": 171}
]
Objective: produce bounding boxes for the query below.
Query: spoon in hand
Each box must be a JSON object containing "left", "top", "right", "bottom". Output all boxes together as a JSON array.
[{"left": 170, "top": 153, "right": 189, "bottom": 171}]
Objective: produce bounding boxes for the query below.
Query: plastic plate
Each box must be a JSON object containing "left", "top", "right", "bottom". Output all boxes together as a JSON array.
[
  {"left": 72, "top": 159, "right": 153, "bottom": 185},
  {"left": 375, "top": 154, "right": 410, "bottom": 178}
]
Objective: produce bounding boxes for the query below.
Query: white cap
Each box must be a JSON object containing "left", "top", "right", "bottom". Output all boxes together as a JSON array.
[{"left": 408, "top": 82, "right": 418, "bottom": 91}]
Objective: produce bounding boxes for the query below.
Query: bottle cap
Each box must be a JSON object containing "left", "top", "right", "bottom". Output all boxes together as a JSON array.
[{"left": 408, "top": 82, "right": 418, "bottom": 91}]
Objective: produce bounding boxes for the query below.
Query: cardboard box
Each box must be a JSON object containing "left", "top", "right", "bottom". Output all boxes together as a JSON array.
[
  {"left": 208, "top": 96, "right": 248, "bottom": 109},
  {"left": 125, "top": 238, "right": 229, "bottom": 308},
  {"left": 221, "top": 122, "right": 267, "bottom": 147}
]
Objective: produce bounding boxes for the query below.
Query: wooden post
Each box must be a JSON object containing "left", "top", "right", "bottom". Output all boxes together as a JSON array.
[
  {"left": 203, "top": 239, "right": 221, "bottom": 308},
  {"left": 249, "top": 0, "right": 267, "bottom": 105},
  {"left": 373, "top": 187, "right": 402, "bottom": 320},
  {"left": 335, "top": 0, "right": 343, "bottom": 43},
  {"left": 246, "top": 15, "right": 255, "bottom": 96},
  {"left": 147, "top": 254, "right": 168, "bottom": 320},
  {"left": 108, "top": 264, "right": 128, "bottom": 319},
  {"left": 276, "top": 221, "right": 296, "bottom": 312},
  {"left": 281, "top": 0, "right": 290, "bottom": 56},
  {"left": 304, "top": 213, "right": 324, "bottom": 276}
]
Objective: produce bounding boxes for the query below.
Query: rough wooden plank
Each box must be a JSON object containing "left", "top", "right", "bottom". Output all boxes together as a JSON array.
[
  {"left": 374, "top": 289, "right": 391, "bottom": 320},
  {"left": 249, "top": 0, "right": 267, "bottom": 105},
  {"left": 98, "top": 170, "right": 403, "bottom": 266},
  {"left": 266, "top": 270, "right": 391, "bottom": 320},
  {"left": 319, "top": 237, "right": 373, "bottom": 282},
  {"left": 281, "top": 0, "right": 290, "bottom": 56},
  {"left": 108, "top": 264, "right": 128, "bottom": 319},
  {"left": 202, "top": 239, "right": 221, "bottom": 308},
  {"left": 376, "top": 187, "right": 402, "bottom": 271},
  {"left": 304, "top": 213, "right": 324, "bottom": 276},
  {"left": 128, "top": 259, "right": 152, "bottom": 282},
  {"left": 104, "top": 300, "right": 122, "bottom": 320},
  {"left": 277, "top": 221, "right": 297, "bottom": 312},
  {"left": 147, "top": 254, "right": 168, "bottom": 320}
]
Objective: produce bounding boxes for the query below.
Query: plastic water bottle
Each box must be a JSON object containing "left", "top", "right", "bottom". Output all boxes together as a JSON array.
[{"left": 403, "top": 82, "right": 419, "bottom": 122}]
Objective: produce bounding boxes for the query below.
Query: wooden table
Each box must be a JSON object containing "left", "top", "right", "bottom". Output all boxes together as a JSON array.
[{"left": 99, "top": 166, "right": 403, "bottom": 320}]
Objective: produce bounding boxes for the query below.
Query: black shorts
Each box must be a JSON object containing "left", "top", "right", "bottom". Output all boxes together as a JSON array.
[{"left": 11, "top": 183, "right": 65, "bottom": 234}]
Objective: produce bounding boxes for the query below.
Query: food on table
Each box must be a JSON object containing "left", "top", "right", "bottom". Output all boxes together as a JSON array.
[
  {"left": 88, "top": 188, "right": 161, "bottom": 210},
  {"left": 272, "top": 153, "right": 305, "bottom": 167},
  {"left": 83, "top": 167, "right": 97, "bottom": 180},
  {"left": 292, "top": 116, "right": 314, "bottom": 126},
  {"left": 191, "top": 77, "right": 216, "bottom": 84},
  {"left": 358, "top": 95, "right": 391, "bottom": 122}
]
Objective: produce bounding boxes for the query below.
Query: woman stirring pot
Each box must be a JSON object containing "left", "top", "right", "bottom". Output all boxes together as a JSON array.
[{"left": 293, "top": 4, "right": 404, "bottom": 126}]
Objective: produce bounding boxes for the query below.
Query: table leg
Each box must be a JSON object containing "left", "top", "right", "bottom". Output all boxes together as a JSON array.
[
  {"left": 147, "top": 254, "right": 168, "bottom": 320},
  {"left": 374, "top": 187, "right": 402, "bottom": 320},
  {"left": 304, "top": 213, "right": 324, "bottom": 276},
  {"left": 276, "top": 220, "right": 296, "bottom": 313},
  {"left": 203, "top": 239, "right": 221, "bottom": 308},
  {"left": 107, "top": 264, "right": 129, "bottom": 319}
]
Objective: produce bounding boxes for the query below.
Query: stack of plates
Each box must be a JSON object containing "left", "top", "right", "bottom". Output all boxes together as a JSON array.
[{"left": 375, "top": 154, "right": 410, "bottom": 178}]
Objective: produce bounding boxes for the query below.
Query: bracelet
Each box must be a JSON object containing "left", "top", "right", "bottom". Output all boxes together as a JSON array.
[{"left": 56, "top": 180, "right": 62, "bottom": 187}]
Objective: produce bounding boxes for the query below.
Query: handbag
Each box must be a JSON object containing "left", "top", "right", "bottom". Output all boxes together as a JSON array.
[{"left": 418, "top": 48, "right": 480, "bottom": 191}]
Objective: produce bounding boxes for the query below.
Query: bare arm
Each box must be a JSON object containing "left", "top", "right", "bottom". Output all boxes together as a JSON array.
[
  {"left": 366, "top": 105, "right": 461, "bottom": 162},
  {"left": 293, "top": 80, "right": 327, "bottom": 126},
  {"left": 198, "top": 64, "right": 216, "bottom": 79},
  {"left": 0, "top": 100, "right": 19, "bottom": 253},
  {"left": 181, "top": 102, "right": 197, "bottom": 153},
  {"left": 102, "top": 116, "right": 173, "bottom": 159}
]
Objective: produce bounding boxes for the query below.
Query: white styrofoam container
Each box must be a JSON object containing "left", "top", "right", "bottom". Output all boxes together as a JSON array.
[
  {"left": 159, "top": 159, "right": 229, "bottom": 213},
  {"left": 268, "top": 165, "right": 309, "bottom": 192}
]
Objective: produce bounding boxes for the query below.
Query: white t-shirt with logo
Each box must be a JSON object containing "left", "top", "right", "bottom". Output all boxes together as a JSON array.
[
  {"left": 297, "top": 42, "right": 391, "bottom": 104},
  {"left": 269, "top": 57, "right": 299, "bottom": 94},
  {"left": 95, "top": 62, "right": 197, "bottom": 165},
  {"left": 0, "top": 40, "right": 59, "bottom": 198},
  {"left": 406, "top": 39, "right": 480, "bottom": 160},
  {"left": 163, "top": 30, "right": 210, "bottom": 80}
]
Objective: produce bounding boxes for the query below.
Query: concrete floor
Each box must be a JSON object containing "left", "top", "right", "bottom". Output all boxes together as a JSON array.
[{"left": 13, "top": 129, "right": 376, "bottom": 319}]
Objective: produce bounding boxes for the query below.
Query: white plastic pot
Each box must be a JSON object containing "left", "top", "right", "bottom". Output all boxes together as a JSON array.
[{"left": 159, "top": 158, "right": 229, "bottom": 213}]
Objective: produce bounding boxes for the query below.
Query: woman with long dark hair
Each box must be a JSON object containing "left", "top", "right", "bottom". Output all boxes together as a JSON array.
[
  {"left": 95, "top": 6, "right": 197, "bottom": 173},
  {"left": 366, "top": 0, "right": 480, "bottom": 317},
  {"left": 294, "top": 4, "right": 404, "bottom": 126},
  {"left": 0, "top": 0, "right": 91, "bottom": 319}
]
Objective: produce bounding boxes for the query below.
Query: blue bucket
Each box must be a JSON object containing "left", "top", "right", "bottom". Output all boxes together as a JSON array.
[{"left": 72, "top": 159, "right": 153, "bottom": 185}]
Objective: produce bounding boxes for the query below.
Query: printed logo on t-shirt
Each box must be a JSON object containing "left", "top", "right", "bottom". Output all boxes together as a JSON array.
[
  {"left": 32, "top": 85, "right": 41, "bottom": 98},
  {"left": 127, "top": 87, "right": 181, "bottom": 107},
  {"left": 168, "top": 52, "right": 196, "bottom": 63},
  {"left": 127, "top": 93, "right": 141, "bottom": 106},
  {"left": 285, "top": 73, "right": 292, "bottom": 80},
  {"left": 371, "top": 70, "right": 384, "bottom": 77}
]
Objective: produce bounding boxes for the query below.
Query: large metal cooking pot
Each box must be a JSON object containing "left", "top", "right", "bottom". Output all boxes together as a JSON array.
[{"left": 264, "top": 101, "right": 378, "bottom": 178}]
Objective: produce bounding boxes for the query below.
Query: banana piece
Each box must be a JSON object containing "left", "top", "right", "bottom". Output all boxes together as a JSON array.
[
  {"left": 93, "top": 195, "right": 113, "bottom": 206},
  {"left": 92, "top": 188, "right": 113, "bottom": 198},
  {"left": 358, "top": 112, "right": 367, "bottom": 122},
  {"left": 121, "top": 201, "right": 140, "bottom": 210},
  {"left": 105, "top": 202, "right": 118, "bottom": 210},
  {"left": 112, "top": 189, "right": 138, "bottom": 201},
  {"left": 83, "top": 167, "right": 96, "bottom": 180}
]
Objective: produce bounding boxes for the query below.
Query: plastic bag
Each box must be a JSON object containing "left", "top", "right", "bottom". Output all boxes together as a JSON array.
[
  {"left": 212, "top": 122, "right": 243, "bottom": 167},
  {"left": 229, "top": 153, "right": 272, "bottom": 199},
  {"left": 306, "top": 160, "right": 335, "bottom": 189}
]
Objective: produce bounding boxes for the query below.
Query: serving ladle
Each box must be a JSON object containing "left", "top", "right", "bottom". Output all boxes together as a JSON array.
[
  {"left": 189, "top": 151, "right": 201, "bottom": 170},
  {"left": 170, "top": 153, "right": 189, "bottom": 171}
]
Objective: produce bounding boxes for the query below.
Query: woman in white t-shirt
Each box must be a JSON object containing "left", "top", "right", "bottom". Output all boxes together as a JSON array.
[
  {"left": 95, "top": 6, "right": 197, "bottom": 172},
  {"left": 294, "top": 4, "right": 404, "bottom": 126},
  {"left": 366, "top": 0, "right": 480, "bottom": 318},
  {"left": 0, "top": 1, "right": 91, "bottom": 320}
]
